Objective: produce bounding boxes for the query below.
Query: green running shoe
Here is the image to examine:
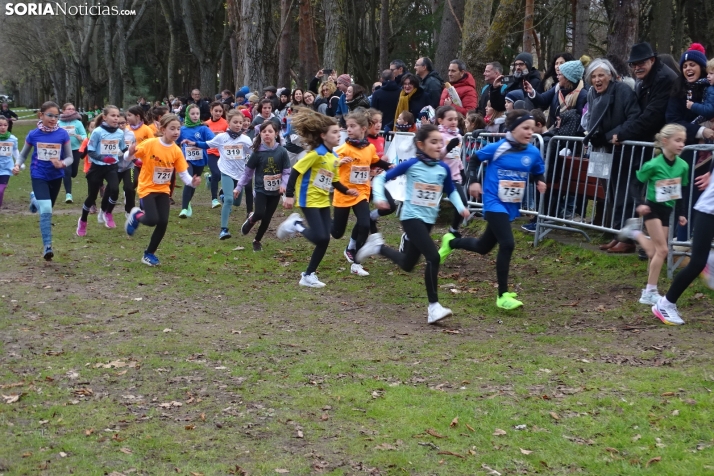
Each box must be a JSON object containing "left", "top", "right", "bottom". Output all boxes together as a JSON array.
[
  {"left": 438, "top": 233, "right": 455, "bottom": 264},
  {"left": 497, "top": 292, "right": 523, "bottom": 310},
  {"left": 187, "top": 202, "right": 193, "bottom": 217}
]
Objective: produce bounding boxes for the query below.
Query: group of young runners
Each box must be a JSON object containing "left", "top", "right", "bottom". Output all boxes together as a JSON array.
[{"left": 4, "top": 102, "right": 712, "bottom": 326}]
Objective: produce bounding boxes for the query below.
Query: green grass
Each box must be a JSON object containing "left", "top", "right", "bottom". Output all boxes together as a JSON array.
[{"left": 1, "top": 124, "right": 713, "bottom": 475}]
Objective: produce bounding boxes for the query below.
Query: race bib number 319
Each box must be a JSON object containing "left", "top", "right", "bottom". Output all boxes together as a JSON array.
[{"left": 312, "top": 168, "right": 334, "bottom": 191}]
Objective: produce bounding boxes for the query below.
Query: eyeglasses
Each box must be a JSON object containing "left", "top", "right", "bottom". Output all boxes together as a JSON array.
[
  {"left": 628, "top": 60, "right": 649, "bottom": 68},
  {"left": 43, "top": 113, "right": 59, "bottom": 119},
  {"left": 513, "top": 62, "right": 526, "bottom": 67}
]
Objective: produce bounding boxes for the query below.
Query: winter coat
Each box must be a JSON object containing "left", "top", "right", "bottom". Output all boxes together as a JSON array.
[
  {"left": 530, "top": 83, "right": 588, "bottom": 128},
  {"left": 490, "top": 69, "right": 542, "bottom": 112},
  {"left": 371, "top": 80, "right": 402, "bottom": 131},
  {"left": 439, "top": 71, "right": 478, "bottom": 115},
  {"left": 666, "top": 78, "right": 712, "bottom": 144},
  {"left": 405, "top": 86, "right": 431, "bottom": 122},
  {"left": 419, "top": 70, "right": 444, "bottom": 109},
  {"left": 583, "top": 81, "right": 641, "bottom": 147}
]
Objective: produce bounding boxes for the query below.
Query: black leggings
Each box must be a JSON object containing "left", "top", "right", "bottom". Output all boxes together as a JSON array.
[
  {"left": 332, "top": 200, "right": 371, "bottom": 258},
  {"left": 253, "top": 192, "right": 281, "bottom": 241},
  {"left": 450, "top": 182, "right": 468, "bottom": 231},
  {"left": 208, "top": 154, "right": 220, "bottom": 200},
  {"left": 450, "top": 211, "right": 515, "bottom": 296},
  {"left": 139, "top": 192, "right": 171, "bottom": 254},
  {"left": 370, "top": 188, "right": 397, "bottom": 233},
  {"left": 380, "top": 219, "right": 440, "bottom": 303},
  {"left": 182, "top": 164, "right": 203, "bottom": 209},
  {"left": 300, "top": 206, "right": 332, "bottom": 275},
  {"left": 82, "top": 163, "right": 119, "bottom": 220},
  {"left": 666, "top": 211, "right": 714, "bottom": 303},
  {"left": 106, "top": 169, "right": 136, "bottom": 214},
  {"left": 62, "top": 149, "right": 81, "bottom": 194}
]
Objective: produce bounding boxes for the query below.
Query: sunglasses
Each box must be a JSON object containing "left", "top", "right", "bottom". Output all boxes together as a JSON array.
[{"left": 43, "top": 113, "right": 60, "bottom": 119}]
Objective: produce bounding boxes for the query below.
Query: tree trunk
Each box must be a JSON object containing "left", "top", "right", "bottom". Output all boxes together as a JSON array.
[
  {"left": 379, "top": 0, "right": 389, "bottom": 71},
  {"left": 322, "top": 0, "right": 341, "bottom": 72},
  {"left": 102, "top": 16, "right": 122, "bottom": 105},
  {"left": 241, "top": 0, "right": 273, "bottom": 90},
  {"left": 672, "top": 0, "right": 686, "bottom": 55},
  {"left": 685, "top": 0, "right": 714, "bottom": 53},
  {"left": 523, "top": 0, "right": 535, "bottom": 54},
  {"left": 461, "top": 0, "right": 494, "bottom": 77},
  {"left": 649, "top": 0, "right": 672, "bottom": 55},
  {"left": 298, "top": 0, "right": 320, "bottom": 87},
  {"left": 572, "top": 0, "right": 590, "bottom": 57},
  {"left": 226, "top": 0, "right": 243, "bottom": 89},
  {"left": 278, "top": 0, "right": 293, "bottom": 88},
  {"left": 606, "top": 0, "right": 639, "bottom": 59},
  {"left": 435, "top": 0, "right": 465, "bottom": 79},
  {"left": 158, "top": 0, "right": 183, "bottom": 96},
  {"left": 219, "top": 47, "right": 233, "bottom": 92}
]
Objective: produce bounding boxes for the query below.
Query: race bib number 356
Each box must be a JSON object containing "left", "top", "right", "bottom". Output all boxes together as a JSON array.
[
  {"left": 655, "top": 178, "right": 682, "bottom": 202},
  {"left": 411, "top": 182, "right": 442, "bottom": 208},
  {"left": 185, "top": 147, "right": 202, "bottom": 160},
  {"left": 498, "top": 180, "right": 525, "bottom": 203}
]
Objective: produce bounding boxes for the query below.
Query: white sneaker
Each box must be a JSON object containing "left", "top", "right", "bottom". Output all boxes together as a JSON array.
[
  {"left": 277, "top": 213, "right": 302, "bottom": 239},
  {"left": 351, "top": 263, "right": 369, "bottom": 276},
  {"left": 618, "top": 217, "right": 641, "bottom": 242},
  {"left": 652, "top": 298, "right": 684, "bottom": 326},
  {"left": 355, "top": 233, "right": 384, "bottom": 263},
  {"left": 299, "top": 272, "right": 326, "bottom": 288},
  {"left": 639, "top": 289, "right": 661, "bottom": 305},
  {"left": 97, "top": 209, "right": 106, "bottom": 224},
  {"left": 427, "top": 302, "right": 452, "bottom": 324}
]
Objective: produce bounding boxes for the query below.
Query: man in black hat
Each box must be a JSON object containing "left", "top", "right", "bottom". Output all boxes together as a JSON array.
[
  {"left": 615, "top": 42, "right": 678, "bottom": 143},
  {"left": 263, "top": 86, "right": 280, "bottom": 111}
]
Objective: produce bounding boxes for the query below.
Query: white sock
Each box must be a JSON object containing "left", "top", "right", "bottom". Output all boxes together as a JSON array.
[
  {"left": 449, "top": 227, "right": 458, "bottom": 234},
  {"left": 370, "top": 209, "right": 380, "bottom": 221},
  {"left": 348, "top": 238, "right": 356, "bottom": 249},
  {"left": 646, "top": 284, "right": 658, "bottom": 293},
  {"left": 661, "top": 296, "right": 674, "bottom": 306},
  {"left": 295, "top": 221, "right": 305, "bottom": 233}
]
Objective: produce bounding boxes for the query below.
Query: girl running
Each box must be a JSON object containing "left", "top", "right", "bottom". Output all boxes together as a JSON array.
[
  {"left": 113, "top": 113, "right": 139, "bottom": 219},
  {"left": 365, "top": 109, "right": 398, "bottom": 233},
  {"left": 12, "top": 101, "right": 73, "bottom": 260},
  {"left": 58, "top": 103, "right": 88, "bottom": 203},
  {"left": 356, "top": 124, "right": 470, "bottom": 324},
  {"left": 235, "top": 120, "right": 291, "bottom": 251},
  {"left": 178, "top": 104, "right": 215, "bottom": 218},
  {"left": 0, "top": 116, "right": 20, "bottom": 208},
  {"left": 438, "top": 110, "right": 546, "bottom": 310},
  {"left": 276, "top": 108, "right": 358, "bottom": 288},
  {"left": 334, "top": 110, "right": 392, "bottom": 276},
  {"left": 617, "top": 124, "right": 690, "bottom": 306},
  {"left": 126, "top": 105, "right": 155, "bottom": 204},
  {"left": 436, "top": 105, "right": 468, "bottom": 237},
  {"left": 124, "top": 114, "right": 201, "bottom": 266},
  {"left": 77, "top": 106, "right": 127, "bottom": 235},
  {"left": 205, "top": 101, "right": 228, "bottom": 209}
]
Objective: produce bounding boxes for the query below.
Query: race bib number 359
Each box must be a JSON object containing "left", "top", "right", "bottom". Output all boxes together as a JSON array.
[
  {"left": 498, "top": 180, "right": 525, "bottom": 203},
  {"left": 655, "top": 178, "right": 681, "bottom": 202},
  {"left": 411, "top": 182, "right": 442, "bottom": 208}
]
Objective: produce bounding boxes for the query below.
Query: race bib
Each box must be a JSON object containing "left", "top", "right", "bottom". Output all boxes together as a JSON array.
[
  {"left": 36, "top": 142, "right": 61, "bottom": 161},
  {"left": 312, "top": 168, "right": 333, "bottom": 191},
  {"left": 185, "top": 147, "right": 202, "bottom": 160},
  {"left": 152, "top": 166, "right": 172, "bottom": 184},
  {"left": 498, "top": 180, "right": 525, "bottom": 203},
  {"left": 411, "top": 182, "right": 442, "bottom": 208},
  {"left": 0, "top": 141, "right": 12, "bottom": 157},
  {"left": 224, "top": 145, "right": 243, "bottom": 159},
  {"left": 264, "top": 173, "right": 281, "bottom": 192},
  {"left": 100, "top": 139, "right": 119, "bottom": 155},
  {"left": 61, "top": 125, "right": 76, "bottom": 135},
  {"left": 655, "top": 178, "right": 681, "bottom": 202},
  {"left": 350, "top": 165, "right": 370, "bottom": 184}
]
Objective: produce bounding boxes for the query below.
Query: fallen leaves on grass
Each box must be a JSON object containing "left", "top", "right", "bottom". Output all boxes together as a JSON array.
[
  {"left": 275, "top": 470, "right": 289, "bottom": 474},
  {"left": 466, "top": 424, "right": 475, "bottom": 432},
  {"left": 119, "top": 447, "right": 132, "bottom": 454},
  {"left": 2, "top": 393, "right": 22, "bottom": 404},
  {"left": 190, "top": 472, "right": 204, "bottom": 476},
  {"left": 375, "top": 443, "right": 397, "bottom": 450},
  {"left": 549, "top": 411, "right": 560, "bottom": 420},
  {"left": 94, "top": 360, "right": 138, "bottom": 369},
  {"left": 84, "top": 428, "right": 94, "bottom": 436},
  {"left": 492, "top": 428, "right": 507, "bottom": 436},
  {"left": 22, "top": 452, "right": 32, "bottom": 458},
  {"left": 437, "top": 450, "right": 465, "bottom": 459},
  {"left": 672, "top": 409, "right": 680, "bottom": 416},
  {"left": 605, "top": 447, "right": 619, "bottom": 454},
  {"left": 520, "top": 448, "right": 533, "bottom": 455},
  {"left": 229, "top": 466, "right": 247, "bottom": 476},
  {"left": 631, "top": 434, "right": 642, "bottom": 442},
  {"left": 481, "top": 464, "right": 501, "bottom": 475},
  {"left": 646, "top": 456, "right": 662, "bottom": 467},
  {"left": 450, "top": 417, "right": 458, "bottom": 427},
  {"left": 185, "top": 425, "right": 195, "bottom": 430},
  {"left": 296, "top": 430, "right": 304, "bottom": 438},
  {"left": 159, "top": 401, "right": 183, "bottom": 408},
  {"left": 426, "top": 428, "right": 446, "bottom": 438},
  {"left": 0, "top": 382, "right": 24, "bottom": 389}
]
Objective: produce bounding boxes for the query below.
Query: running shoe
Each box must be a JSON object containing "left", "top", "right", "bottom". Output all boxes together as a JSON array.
[
  {"left": 618, "top": 217, "right": 641, "bottom": 242},
  {"left": 43, "top": 245, "right": 54, "bottom": 261},
  {"left": 179, "top": 208, "right": 189, "bottom": 218},
  {"left": 211, "top": 199, "right": 221, "bottom": 209},
  {"left": 299, "top": 272, "right": 326, "bottom": 288},
  {"left": 65, "top": 193, "right": 73, "bottom": 204},
  {"left": 76, "top": 217, "right": 87, "bottom": 237},
  {"left": 398, "top": 232, "right": 408, "bottom": 253},
  {"left": 142, "top": 252, "right": 160, "bottom": 267},
  {"left": 104, "top": 212, "right": 116, "bottom": 229},
  {"left": 253, "top": 240, "right": 262, "bottom": 252},
  {"left": 125, "top": 207, "right": 142, "bottom": 236},
  {"left": 29, "top": 192, "right": 38, "bottom": 213},
  {"left": 355, "top": 233, "right": 384, "bottom": 263},
  {"left": 219, "top": 228, "right": 231, "bottom": 240},
  {"left": 187, "top": 203, "right": 193, "bottom": 217},
  {"left": 241, "top": 212, "right": 255, "bottom": 235},
  {"left": 438, "top": 233, "right": 455, "bottom": 264},
  {"left": 344, "top": 248, "right": 356, "bottom": 264},
  {"left": 219, "top": 193, "right": 225, "bottom": 204},
  {"left": 639, "top": 289, "right": 661, "bottom": 306},
  {"left": 427, "top": 302, "right": 452, "bottom": 324},
  {"left": 277, "top": 213, "right": 302, "bottom": 239},
  {"left": 652, "top": 298, "right": 685, "bottom": 325},
  {"left": 97, "top": 209, "right": 106, "bottom": 224},
  {"left": 497, "top": 292, "right": 523, "bottom": 310},
  {"left": 521, "top": 221, "right": 537, "bottom": 233},
  {"left": 351, "top": 263, "right": 369, "bottom": 276}
]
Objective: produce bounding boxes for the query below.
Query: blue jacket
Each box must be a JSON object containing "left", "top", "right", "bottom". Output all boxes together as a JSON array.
[
  {"left": 690, "top": 85, "right": 714, "bottom": 121},
  {"left": 178, "top": 125, "right": 215, "bottom": 166}
]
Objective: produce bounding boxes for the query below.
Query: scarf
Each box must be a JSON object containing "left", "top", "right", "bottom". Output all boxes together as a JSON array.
[
  {"left": 37, "top": 120, "right": 58, "bottom": 133},
  {"left": 258, "top": 142, "right": 278, "bottom": 151},
  {"left": 393, "top": 88, "right": 417, "bottom": 130},
  {"left": 395, "top": 123, "right": 413, "bottom": 132},
  {"left": 504, "top": 131, "right": 528, "bottom": 152},
  {"left": 557, "top": 80, "right": 583, "bottom": 113},
  {"left": 438, "top": 124, "right": 459, "bottom": 136},
  {"left": 184, "top": 114, "right": 202, "bottom": 128},
  {"left": 130, "top": 121, "right": 144, "bottom": 131},
  {"left": 586, "top": 82, "right": 616, "bottom": 134},
  {"left": 100, "top": 122, "right": 118, "bottom": 134},
  {"left": 227, "top": 130, "right": 242, "bottom": 140},
  {"left": 686, "top": 78, "right": 709, "bottom": 103},
  {"left": 415, "top": 149, "right": 439, "bottom": 167},
  {"left": 59, "top": 111, "right": 81, "bottom": 122},
  {"left": 346, "top": 138, "right": 370, "bottom": 149},
  {"left": 0, "top": 131, "right": 10, "bottom": 140}
]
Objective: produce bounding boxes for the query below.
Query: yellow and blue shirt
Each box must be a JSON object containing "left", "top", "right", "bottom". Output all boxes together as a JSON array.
[{"left": 293, "top": 144, "right": 341, "bottom": 208}]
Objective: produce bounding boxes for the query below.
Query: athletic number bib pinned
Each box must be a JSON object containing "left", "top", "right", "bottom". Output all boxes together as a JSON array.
[
  {"left": 350, "top": 165, "right": 370, "bottom": 184},
  {"left": 498, "top": 180, "right": 525, "bottom": 203},
  {"left": 36, "top": 142, "right": 61, "bottom": 161},
  {"left": 312, "top": 168, "right": 333, "bottom": 191},
  {"left": 61, "top": 125, "right": 76, "bottom": 135},
  {"left": 152, "top": 166, "right": 172, "bottom": 184},
  {"left": 411, "top": 182, "right": 442, "bottom": 208},
  {"left": 655, "top": 178, "right": 681, "bottom": 202},
  {"left": 0, "top": 142, "right": 12, "bottom": 157},
  {"left": 224, "top": 145, "right": 243, "bottom": 159},
  {"left": 100, "top": 139, "right": 119, "bottom": 155},
  {"left": 264, "top": 173, "right": 281, "bottom": 192},
  {"left": 185, "top": 147, "right": 202, "bottom": 160}
]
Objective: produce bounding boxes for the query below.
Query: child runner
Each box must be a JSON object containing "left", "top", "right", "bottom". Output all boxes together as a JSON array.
[
  {"left": 275, "top": 109, "right": 357, "bottom": 288},
  {"left": 0, "top": 116, "right": 21, "bottom": 208},
  {"left": 125, "top": 114, "right": 201, "bottom": 266},
  {"left": 126, "top": 105, "right": 155, "bottom": 206},
  {"left": 235, "top": 120, "right": 291, "bottom": 251},
  {"left": 334, "top": 110, "right": 392, "bottom": 275},
  {"left": 618, "top": 124, "right": 690, "bottom": 306},
  {"left": 205, "top": 101, "right": 228, "bottom": 209},
  {"left": 356, "top": 124, "right": 469, "bottom": 323},
  {"left": 651, "top": 153, "right": 713, "bottom": 325},
  {"left": 12, "top": 101, "right": 73, "bottom": 260},
  {"left": 77, "top": 106, "right": 127, "bottom": 236},
  {"left": 365, "top": 109, "right": 398, "bottom": 233},
  {"left": 178, "top": 104, "right": 215, "bottom": 218},
  {"left": 58, "top": 103, "right": 87, "bottom": 203},
  {"left": 113, "top": 113, "right": 139, "bottom": 219},
  {"left": 436, "top": 105, "right": 468, "bottom": 237},
  {"left": 438, "top": 110, "right": 546, "bottom": 310}
]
